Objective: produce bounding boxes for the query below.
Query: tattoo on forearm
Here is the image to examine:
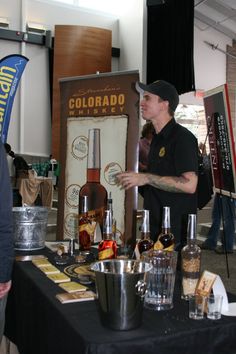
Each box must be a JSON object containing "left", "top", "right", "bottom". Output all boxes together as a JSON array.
[{"left": 147, "top": 174, "right": 190, "bottom": 193}]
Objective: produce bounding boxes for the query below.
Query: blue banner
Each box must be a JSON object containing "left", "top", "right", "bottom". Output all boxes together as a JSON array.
[{"left": 0, "top": 54, "right": 29, "bottom": 143}]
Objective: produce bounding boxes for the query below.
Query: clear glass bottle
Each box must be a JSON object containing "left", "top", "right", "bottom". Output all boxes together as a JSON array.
[
  {"left": 181, "top": 214, "right": 201, "bottom": 300},
  {"left": 154, "top": 206, "right": 175, "bottom": 251},
  {"left": 79, "top": 129, "right": 107, "bottom": 232},
  {"left": 78, "top": 195, "right": 91, "bottom": 251},
  {"left": 137, "top": 209, "right": 154, "bottom": 255},
  {"left": 98, "top": 209, "right": 117, "bottom": 260}
]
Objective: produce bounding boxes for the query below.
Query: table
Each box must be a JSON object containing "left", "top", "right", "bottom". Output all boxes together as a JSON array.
[{"left": 5, "top": 248, "right": 236, "bottom": 354}]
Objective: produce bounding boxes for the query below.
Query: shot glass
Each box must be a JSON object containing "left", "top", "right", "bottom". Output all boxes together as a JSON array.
[
  {"left": 189, "top": 295, "right": 206, "bottom": 320},
  {"left": 207, "top": 294, "right": 223, "bottom": 320}
]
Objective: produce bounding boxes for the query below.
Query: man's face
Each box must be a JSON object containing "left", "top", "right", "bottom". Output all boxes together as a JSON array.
[{"left": 140, "top": 92, "right": 165, "bottom": 121}]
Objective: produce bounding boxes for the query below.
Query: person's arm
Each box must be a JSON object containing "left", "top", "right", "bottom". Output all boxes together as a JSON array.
[
  {"left": 0, "top": 142, "right": 14, "bottom": 297},
  {"left": 0, "top": 281, "right": 11, "bottom": 299},
  {"left": 116, "top": 170, "right": 198, "bottom": 194}
]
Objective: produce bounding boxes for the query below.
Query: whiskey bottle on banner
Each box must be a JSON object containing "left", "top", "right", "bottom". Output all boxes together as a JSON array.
[
  {"left": 154, "top": 206, "right": 175, "bottom": 251},
  {"left": 181, "top": 214, "right": 201, "bottom": 300},
  {"left": 98, "top": 210, "right": 117, "bottom": 260},
  {"left": 78, "top": 196, "right": 91, "bottom": 251},
  {"left": 79, "top": 129, "right": 107, "bottom": 234},
  {"left": 137, "top": 210, "right": 154, "bottom": 255}
]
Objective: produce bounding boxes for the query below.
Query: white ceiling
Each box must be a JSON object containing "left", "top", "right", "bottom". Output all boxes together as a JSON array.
[{"left": 194, "top": 0, "right": 236, "bottom": 40}]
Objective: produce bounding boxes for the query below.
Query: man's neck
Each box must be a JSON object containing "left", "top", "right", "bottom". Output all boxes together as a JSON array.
[{"left": 153, "top": 114, "right": 173, "bottom": 133}]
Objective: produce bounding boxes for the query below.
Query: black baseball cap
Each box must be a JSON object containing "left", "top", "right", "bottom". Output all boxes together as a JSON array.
[{"left": 137, "top": 80, "right": 179, "bottom": 112}]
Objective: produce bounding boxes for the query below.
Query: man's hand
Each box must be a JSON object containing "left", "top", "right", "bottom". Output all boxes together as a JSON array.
[
  {"left": 0, "top": 280, "right": 11, "bottom": 299},
  {"left": 116, "top": 172, "right": 148, "bottom": 190}
]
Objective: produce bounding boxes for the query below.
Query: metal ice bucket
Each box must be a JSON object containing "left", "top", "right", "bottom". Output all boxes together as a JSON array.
[
  {"left": 13, "top": 206, "right": 49, "bottom": 250},
  {"left": 91, "top": 259, "right": 152, "bottom": 330}
]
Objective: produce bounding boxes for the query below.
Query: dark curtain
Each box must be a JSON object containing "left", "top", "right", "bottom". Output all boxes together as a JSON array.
[{"left": 147, "top": 0, "right": 195, "bottom": 95}]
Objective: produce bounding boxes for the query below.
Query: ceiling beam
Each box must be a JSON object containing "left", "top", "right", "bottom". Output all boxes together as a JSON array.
[
  {"left": 195, "top": 10, "right": 236, "bottom": 40},
  {"left": 206, "top": 0, "right": 236, "bottom": 16}
]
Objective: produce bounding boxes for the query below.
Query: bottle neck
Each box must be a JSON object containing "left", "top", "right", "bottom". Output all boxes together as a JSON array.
[
  {"left": 187, "top": 234, "right": 196, "bottom": 245},
  {"left": 103, "top": 233, "right": 113, "bottom": 240},
  {"left": 103, "top": 210, "right": 112, "bottom": 239},
  {"left": 162, "top": 207, "right": 171, "bottom": 229},
  {"left": 141, "top": 231, "right": 151, "bottom": 240},
  {"left": 141, "top": 210, "right": 150, "bottom": 234},
  {"left": 87, "top": 129, "right": 101, "bottom": 169},
  {"left": 187, "top": 214, "right": 197, "bottom": 244},
  {"left": 161, "top": 227, "right": 171, "bottom": 234},
  {"left": 87, "top": 168, "right": 101, "bottom": 183}
]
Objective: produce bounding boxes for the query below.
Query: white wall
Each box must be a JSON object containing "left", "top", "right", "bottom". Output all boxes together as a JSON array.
[
  {"left": 0, "top": 0, "right": 233, "bottom": 156},
  {"left": 180, "top": 22, "right": 232, "bottom": 105}
]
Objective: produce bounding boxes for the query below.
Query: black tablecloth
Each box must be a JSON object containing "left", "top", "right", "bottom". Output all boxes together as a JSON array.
[{"left": 4, "top": 248, "right": 236, "bottom": 354}]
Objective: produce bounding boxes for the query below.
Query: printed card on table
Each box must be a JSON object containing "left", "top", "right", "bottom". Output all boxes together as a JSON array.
[
  {"left": 59, "top": 281, "right": 87, "bottom": 293},
  {"left": 56, "top": 291, "right": 96, "bottom": 304},
  {"left": 47, "top": 272, "right": 71, "bottom": 283}
]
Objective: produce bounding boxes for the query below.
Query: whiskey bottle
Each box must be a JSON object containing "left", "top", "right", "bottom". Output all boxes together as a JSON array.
[
  {"left": 79, "top": 129, "right": 107, "bottom": 232},
  {"left": 78, "top": 196, "right": 91, "bottom": 251},
  {"left": 98, "top": 210, "right": 117, "bottom": 260},
  {"left": 137, "top": 210, "right": 154, "bottom": 255},
  {"left": 181, "top": 214, "right": 201, "bottom": 300},
  {"left": 154, "top": 206, "right": 175, "bottom": 251}
]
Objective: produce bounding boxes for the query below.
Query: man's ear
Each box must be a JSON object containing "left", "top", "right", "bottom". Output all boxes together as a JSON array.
[{"left": 162, "top": 100, "right": 169, "bottom": 111}]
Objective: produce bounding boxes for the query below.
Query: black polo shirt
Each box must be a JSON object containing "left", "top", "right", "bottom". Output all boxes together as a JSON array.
[{"left": 143, "top": 119, "right": 198, "bottom": 249}]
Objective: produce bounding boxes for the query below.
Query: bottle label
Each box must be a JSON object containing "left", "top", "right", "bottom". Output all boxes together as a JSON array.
[
  {"left": 79, "top": 222, "right": 95, "bottom": 236},
  {"left": 87, "top": 207, "right": 105, "bottom": 227},
  {"left": 98, "top": 248, "right": 114, "bottom": 260},
  {"left": 154, "top": 240, "right": 174, "bottom": 251}
]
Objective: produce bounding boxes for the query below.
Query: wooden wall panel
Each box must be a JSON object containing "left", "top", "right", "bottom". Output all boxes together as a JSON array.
[{"left": 52, "top": 25, "right": 111, "bottom": 160}]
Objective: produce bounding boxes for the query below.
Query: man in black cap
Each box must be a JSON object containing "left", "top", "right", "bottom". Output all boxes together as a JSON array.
[{"left": 117, "top": 80, "right": 198, "bottom": 250}]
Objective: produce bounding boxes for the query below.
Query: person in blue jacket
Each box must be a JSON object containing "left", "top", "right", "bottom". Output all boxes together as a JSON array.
[{"left": 0, "top": 140, "right": 14, "bottom": 343}]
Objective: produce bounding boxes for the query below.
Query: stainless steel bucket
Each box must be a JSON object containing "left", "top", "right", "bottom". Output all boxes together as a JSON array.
[
  {"left": 13, "top": 207, "right": 49, "bottom": 250},
  {"left": 91, "top": 259, "right": 152, "bottom": 330}
]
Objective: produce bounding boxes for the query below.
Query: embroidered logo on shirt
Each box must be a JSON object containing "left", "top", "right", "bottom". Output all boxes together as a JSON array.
[{"left": 159, "top": 147, "right": 165, "bottom": 157}]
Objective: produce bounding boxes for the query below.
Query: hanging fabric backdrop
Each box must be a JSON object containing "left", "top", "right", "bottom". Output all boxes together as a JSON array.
[{"left": 146, "top": 0, "right": 195, "bottom": 95}]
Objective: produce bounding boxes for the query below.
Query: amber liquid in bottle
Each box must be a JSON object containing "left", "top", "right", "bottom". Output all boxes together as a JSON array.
[
  {"left": 137, "top": 209, "right": 154, "bottom": 254},
  {"left": 154, "top": 206, "right": 175, "bottom": 251},
  {"left": 78, "top": 196, "right": 91, "bottom": 251},
  {"left": 98, "top": 210, "right": 117, "bottom": 260},
  {"left": 79, "top": 129, "right": 107, "bottom": 232}
]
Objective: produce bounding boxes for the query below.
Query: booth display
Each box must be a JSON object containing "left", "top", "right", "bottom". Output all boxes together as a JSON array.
[
  {"left": 4, "top": 246, "right": 236, "bottom": 354},
  {"left": 57, "top": 71, "right": 140, "bottom": 246}
]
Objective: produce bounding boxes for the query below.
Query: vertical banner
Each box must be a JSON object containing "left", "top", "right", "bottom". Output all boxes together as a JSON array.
[
  {"left": 0, "top": 54, "right": 29, "bottom": 143},
  {"left": 203, "top": 84, "right": 236, "bottom": 197},
  {"left": 58, "top": 71, "right": 140, "bottom": 245}
]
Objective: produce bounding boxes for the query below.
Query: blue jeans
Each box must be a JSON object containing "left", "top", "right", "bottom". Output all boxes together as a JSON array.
[
  {"left": 204, "top": 194, "right": 235, "bottom": 250},
  {"left": 0, "top": 295, "right": 7, "bottom": 343}
]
